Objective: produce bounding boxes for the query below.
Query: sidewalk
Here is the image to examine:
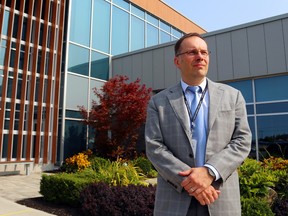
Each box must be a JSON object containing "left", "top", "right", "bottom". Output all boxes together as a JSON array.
[{"left": 0, "top": 173, "right": 55, "bottom": 216}]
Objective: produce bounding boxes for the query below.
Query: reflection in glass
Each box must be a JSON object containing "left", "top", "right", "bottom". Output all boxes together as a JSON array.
[
  {"left": 90, "top": 79, "right": 105, "bottom": 104},
  {"left": 131, "top": 16, "right": 144, "bottom": 51},
  {"left": 91, "top": 51, "right": 109, "bottom": 80},
  {"left": 113, "top": 0, "right": 129, "bottom": 10},
  {"left": 246, "top": 104, "right": 254, "bottom": 115},
  {"left": 66, "top": 74, "right": 88, "bottom": 109},
  {"left": 172, "top": 27, "right": 182, "bottom": 38},
  {"left": 68, "top": 43, "right": 89, "bottom": 76},
  {"left": 0, "top": 40, "right": 6, "bottom": 66},
  {"left": 112, "top": 6, "right": 129, "bottom": 55},
  {"left": 160, "top": 30, "right": 170, "bottom": 43},
  {"left": 248, "top": 116, "right": 256, "bottom": 158},
  {"left": 92, "top": 0, "right": 110, "bottom": 53},
  {"left": 64, "top": 120, "right": 87, "bottom": 159},
  {"left": 147, "top": 24, "right": 158, "bottom": 47},
  {"left": 227, "top": 80, "right": 253, "bottom": 103},
  {"left": 66, "top": 110, "right": 83, "bottom": 119},
  {"left": 131, "top": 5, "right": 144, "bottom": 18},
  {"left": 257, "top": 115, "right": 288, "bottom": 159},
  {"left": 0, "top": 70, "right": 3, "bottom": 97},
  {"left": 147, "top": 13, "right": 158, "bottom": 26},
  {"left": 160, "top": 20, "right": 170, "bottom": 32},
  {"left": 69, "top": 0, "right": 91, "bottom": 46},
  {"left": 256, "top": 102, "right": 288, "bottom": 114},
  {"left": 2, "top": 10, "right": 9, "bottom": 36},
  {"left": 255, "top": 75, "right": 288, "bottom": 102},
  {"left": 2, "top": 135, "right": 8, "bottom": 158}
]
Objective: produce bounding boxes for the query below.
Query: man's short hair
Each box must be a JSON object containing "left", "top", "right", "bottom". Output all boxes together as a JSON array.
[{"left": 174, "top": 32, "right": 206, "bottom": 56}]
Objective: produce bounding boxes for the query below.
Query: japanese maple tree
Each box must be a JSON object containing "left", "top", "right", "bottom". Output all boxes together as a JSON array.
[{"left": 79, "top": 75, "right": 152, "bottom": 160}]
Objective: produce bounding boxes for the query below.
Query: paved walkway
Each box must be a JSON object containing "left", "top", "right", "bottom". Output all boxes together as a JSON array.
[{"left": 0, "top": 173, "right": 55, "bottom": 216}]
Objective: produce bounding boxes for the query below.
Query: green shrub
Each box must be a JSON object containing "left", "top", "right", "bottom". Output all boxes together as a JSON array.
[
  {"left": 89, "top": 156, "right": 111, "bottom": 172},
  {"left": 40, "top": 169, "right": 97, "bottom": 206},
  {"left": 241, "top": 197, "right": 274, "bottom": 216},
  {"left": 239, "top": 158, "right": 276, "bottom": 198},
  {"left": 132, "top": 156, "right": 158, "bottom": 178},
  {"left": 94, "top": 159, "right": 148, "bottom": 186}
]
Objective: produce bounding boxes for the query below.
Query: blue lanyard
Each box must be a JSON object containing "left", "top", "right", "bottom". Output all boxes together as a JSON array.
[{"left": 183, "top": 84, "right": 208, "bottom": 131}]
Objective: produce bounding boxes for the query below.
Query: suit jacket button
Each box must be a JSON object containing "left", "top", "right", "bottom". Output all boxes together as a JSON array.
[{"left": 189, "top": 154, "right": 193, "bottom": 158}]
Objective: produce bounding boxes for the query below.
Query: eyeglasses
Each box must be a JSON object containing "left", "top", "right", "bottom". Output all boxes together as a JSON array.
[{"left": 176, "top": 49, "right": 210, "bottom": 57}]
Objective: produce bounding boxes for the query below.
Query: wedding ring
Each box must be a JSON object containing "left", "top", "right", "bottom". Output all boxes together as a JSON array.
[{"left": 190, "top": 188, "right": 195, "bottom": 192}]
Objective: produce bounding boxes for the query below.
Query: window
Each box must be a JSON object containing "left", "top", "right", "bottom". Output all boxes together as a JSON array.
[
  {"left": 69, "top": 0, "right": 91, "bottom": 46},
  {"left": 66, "top": 74, "right": 88, "bottom": 109},
  {"left": 160, "top": 30, "right": 170, "bottom": 43},
  {"left": 226, "top": 80, "right": 253, "bottom": 103},
  {"left": 91, "top": 51, "right": 109, "bottom": 80},
  {"left": 92, "top": 0, "right": 110, "bottom": 53},
  {"left": 147, "top": 24, "right": 158, "bottom": 47},
  {"left": 112, "top": 6, "right": 129, "bottom": 55},
  {"left": 131, "top": 16, "right": 144, "bottom": 51},
  {"left": 257, "top": 115, "right": 288, "bottom": 159},
  {"left": 68, "top": 43, "right": 89, "bottom": 76},
  {"left": 255, "top": 75, "right": 288, "bottom": 102},
  {"left": 131, "top": 5, "right": 144, "bottom": 19},
  {"left": 64, "top": 120, "right": 87, "bottom": 159},
  {"left": 90, "top": 79, "right": 105, "bottom": 104}
]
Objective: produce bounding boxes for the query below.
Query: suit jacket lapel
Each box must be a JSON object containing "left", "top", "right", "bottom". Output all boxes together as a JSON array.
[
  {"left": 207, "top": 79, "right": 223, "bottom": 134},
  {"left": 166, "top": 83, "right": 193, "bottom": 144}
]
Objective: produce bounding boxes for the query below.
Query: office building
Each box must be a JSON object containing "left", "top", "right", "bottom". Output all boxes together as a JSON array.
[
  {"left": 0, "top": 0, "right": 205, "bottom": 173},
  {"left": 113, "top": 13, "right": 288, "bottom": 160}
]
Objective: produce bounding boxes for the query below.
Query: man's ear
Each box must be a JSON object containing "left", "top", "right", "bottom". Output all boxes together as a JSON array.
[{"left": 174, "top": 56, "right": 180, "bottom": 69}]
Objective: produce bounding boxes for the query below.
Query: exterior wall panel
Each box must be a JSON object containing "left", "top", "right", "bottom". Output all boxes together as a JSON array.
[
  {"left": 153, "top": 49, "right": 165, "bottom": 89},
  {"left": 163, "top": 46, "right": 177, "bottom": 87},
  {"left": 247, "top": 25, "right": 268, "bottom": 76},
  {"left": 231, "top": 29, "right": 250, "bottom": 79},
  {"left": 122, "top": 57, "right": 133, "bottom": 78},
  {"left": 215, "top": 33, "right": 234, "bottom": 81},
  {"left": 131, "top": 54, "right": 142, "bottom": 81},
  {"left": 264, "top": 21, "right": 286, "bottom": 74},
  {"left": 205, "top": 36, "right": 218, "bottom": 81},
  {"left": 112, "top": 14, "right": 288, "bottom": 88},
  {"left": 142, "top": 52, "right": 154, "bottom": 88}
]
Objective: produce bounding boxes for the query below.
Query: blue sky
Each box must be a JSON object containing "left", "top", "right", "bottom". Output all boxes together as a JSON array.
[{"left": 162, "top": 0, "right": 288, "bottom": 32}]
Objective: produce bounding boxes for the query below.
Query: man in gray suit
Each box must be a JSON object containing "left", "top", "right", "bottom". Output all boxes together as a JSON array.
[{"left": 145, "top": 33, "right": 252, "bottom": 216}]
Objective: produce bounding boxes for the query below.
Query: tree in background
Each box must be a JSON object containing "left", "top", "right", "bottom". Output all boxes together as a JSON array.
[{"left": 79, "top": 75, "right": 152, "bottom": 160}]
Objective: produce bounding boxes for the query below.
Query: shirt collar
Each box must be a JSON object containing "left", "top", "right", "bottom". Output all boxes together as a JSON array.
[{"left": 181, "top": 79, "right": 207, "bottom": 92}]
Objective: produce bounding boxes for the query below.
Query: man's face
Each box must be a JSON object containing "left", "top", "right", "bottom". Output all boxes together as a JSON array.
[{"left": 174, "top": 36, "right": 209, "bottom": 85}]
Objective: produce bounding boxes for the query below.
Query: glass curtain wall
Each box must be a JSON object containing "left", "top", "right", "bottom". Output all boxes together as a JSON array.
[
  {"left": 63, "top": 0, "right": 184, "bottom": 159},
  {"left": 227, "top": 74, "right": 288, "bottom": 160}
]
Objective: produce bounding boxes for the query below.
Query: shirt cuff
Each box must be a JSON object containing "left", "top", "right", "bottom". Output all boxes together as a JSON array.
[{"left": 204, "top": 164, "right": 221, "bottom": 181}]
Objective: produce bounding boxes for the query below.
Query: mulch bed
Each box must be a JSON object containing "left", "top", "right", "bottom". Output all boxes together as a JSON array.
[{"left": 17, "top": 197, "right": 82, "bottom": 216}]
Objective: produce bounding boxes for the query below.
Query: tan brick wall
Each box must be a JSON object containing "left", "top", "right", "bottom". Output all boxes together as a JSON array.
[{"left": 129, "top": 0, "right": 206, "bottom": 33}]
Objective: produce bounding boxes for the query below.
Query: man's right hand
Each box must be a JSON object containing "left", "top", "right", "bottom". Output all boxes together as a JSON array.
[{"left": 193, "top": 185, "right": 220, "bottom": 205}]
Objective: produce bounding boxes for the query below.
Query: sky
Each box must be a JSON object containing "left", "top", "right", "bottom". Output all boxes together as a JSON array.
[{"left": 162, "top": 0, "right": 288, "bottom": 32}]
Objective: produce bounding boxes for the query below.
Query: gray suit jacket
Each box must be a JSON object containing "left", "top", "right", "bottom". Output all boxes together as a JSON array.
[{"left": 145, "top": 78, "right": 252, "bottom": 216}]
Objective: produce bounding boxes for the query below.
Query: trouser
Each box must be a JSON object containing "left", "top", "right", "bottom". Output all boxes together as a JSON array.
[{"left": 186, "top": 197, "right": 209, "bottom": 216}]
